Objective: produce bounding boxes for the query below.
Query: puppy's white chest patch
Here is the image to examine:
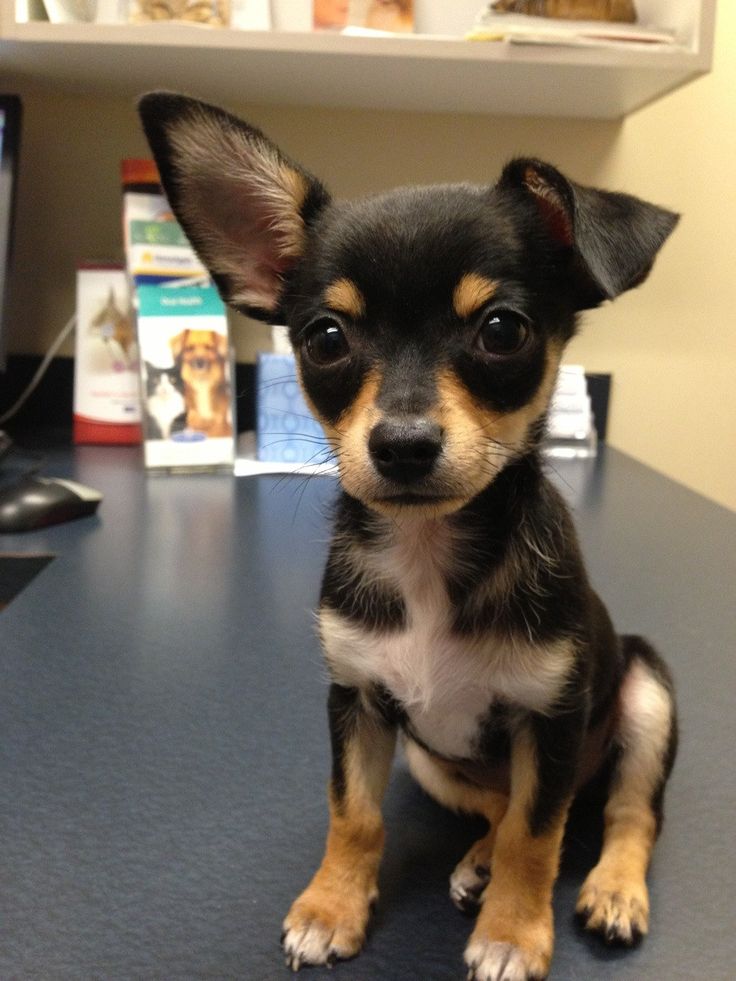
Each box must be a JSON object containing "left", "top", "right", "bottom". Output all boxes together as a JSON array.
[{"left": 320, "top": 520, "right": 573, "bottom": 760}]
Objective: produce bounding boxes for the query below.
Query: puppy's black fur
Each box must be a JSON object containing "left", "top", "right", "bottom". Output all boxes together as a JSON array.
[{"left": 140, "top": 93, "right": 679, "bottom": 981}]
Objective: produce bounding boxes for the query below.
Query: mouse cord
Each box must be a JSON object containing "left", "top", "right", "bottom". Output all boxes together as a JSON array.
[{"left": 0, "top": 313, "right": 76, "bottom": 427}]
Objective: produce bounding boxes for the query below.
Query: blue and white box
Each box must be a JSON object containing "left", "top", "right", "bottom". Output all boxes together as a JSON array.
[{"left": 256, "top": 352, "right": 333, "bottom": 465}]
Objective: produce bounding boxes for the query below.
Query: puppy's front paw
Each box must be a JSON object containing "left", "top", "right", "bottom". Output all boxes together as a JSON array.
[
  {"left": 576, "top": 873, "right": 649, "bottom": 946},
  {"left": 465, "top": 900, "right": 552, "bottom": 981},
  {"left": 282, "top": 882, "right": 375, "bottom": 970},
  {"left": 464, "top": 939, "right": 549, "bottom": 981}
]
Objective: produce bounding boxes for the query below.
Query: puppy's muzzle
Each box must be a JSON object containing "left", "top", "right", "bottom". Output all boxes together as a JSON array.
[{"left": 368, "top": 417, "right": 443, "bottom": 485}]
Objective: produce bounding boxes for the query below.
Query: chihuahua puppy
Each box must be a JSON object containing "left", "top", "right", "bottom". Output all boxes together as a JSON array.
[{"left": 140, "top": 93, "right": 678, "bottom": 981}]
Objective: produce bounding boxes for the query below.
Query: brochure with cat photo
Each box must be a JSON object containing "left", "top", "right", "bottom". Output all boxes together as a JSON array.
[{"left": 137, "top": 284, "right": 235, "bottom": 472}]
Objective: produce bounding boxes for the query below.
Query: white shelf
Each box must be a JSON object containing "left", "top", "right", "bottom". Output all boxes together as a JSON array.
[{"left": 0, "top": 4, "right": 716, "bottom": 118}]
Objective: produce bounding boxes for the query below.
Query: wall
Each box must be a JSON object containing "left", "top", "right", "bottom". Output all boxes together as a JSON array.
[
  {"left": 563, "top": 3, "right": 736, "bottom": 514},
  {"left": 1, "top": 5, "right": 733, "bottom": 511}
]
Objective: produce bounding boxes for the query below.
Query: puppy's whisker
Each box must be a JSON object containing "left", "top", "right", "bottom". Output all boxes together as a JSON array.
[{"left": 260, "top": 433, "right": 332, "bottom": 448}]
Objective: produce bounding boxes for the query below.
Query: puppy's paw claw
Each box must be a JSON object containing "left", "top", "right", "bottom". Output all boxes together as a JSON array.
[
  {"left": 282, "top": 891, "right": 370, "bottom": 969},
  {"left": 464, "top": 939, "right": 548, "bottom": 981},
  {"left": 576, "top": 880, "right": 648, "bottom": 947},
  {"left": 282, "top": 920, "right": 350, "bottom": 971}
]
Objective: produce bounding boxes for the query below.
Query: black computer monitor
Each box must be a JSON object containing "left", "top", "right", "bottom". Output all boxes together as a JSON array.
[{"left": 0, "top": 95, "right": 22, "bottom": 372}]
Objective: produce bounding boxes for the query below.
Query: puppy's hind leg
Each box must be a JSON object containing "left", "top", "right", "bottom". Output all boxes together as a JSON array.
[
  {"left": 449, "top": 808, "right": 507, "bottom": 915},
  {"left": 404, "top": 738, "right": 509, "bottom": 913},
  {"left": 577, "top": 638, "right": 678, "bottom": 945}
]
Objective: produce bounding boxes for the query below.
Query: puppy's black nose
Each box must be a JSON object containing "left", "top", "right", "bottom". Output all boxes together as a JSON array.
[{"left": 368, "top": 418, "right": 443, "bottom": 484}]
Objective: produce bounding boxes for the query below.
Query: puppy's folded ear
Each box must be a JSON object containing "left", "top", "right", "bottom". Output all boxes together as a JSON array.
[
  {"left": 499, "top": 158, "right": 679, "bottom": 310},
  {"left": 138, "top": 92, "right": 330, "bottom": 320}
]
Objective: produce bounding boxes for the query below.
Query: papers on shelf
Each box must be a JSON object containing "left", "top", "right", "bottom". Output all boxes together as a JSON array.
[{"left": 467, "top": 12, "right": 679, "bottom": 50}]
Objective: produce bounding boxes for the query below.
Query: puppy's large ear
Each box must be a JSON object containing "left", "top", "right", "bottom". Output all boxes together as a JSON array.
[
  {"left": 499, "top": 159, "right": 679, "bottom": 310},
  {"left": 138, "top": 92, "right": 330, "bottom": 320}
]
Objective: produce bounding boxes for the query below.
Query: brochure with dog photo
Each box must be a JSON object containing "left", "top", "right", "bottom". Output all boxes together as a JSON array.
[{"left": 137, "top": 284, "right": 235, "bottom": 471}]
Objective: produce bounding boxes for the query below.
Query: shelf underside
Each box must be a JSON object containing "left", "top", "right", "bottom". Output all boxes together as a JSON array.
[{"left": 0, "top": 26, "right": 709, "bottom": 118}]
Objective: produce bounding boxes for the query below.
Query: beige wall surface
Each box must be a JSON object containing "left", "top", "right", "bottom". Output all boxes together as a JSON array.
[
  {"left": 1, "top": 5, "right": 734, "bottom": 510},
  {"left": 565, "top": 4, "right": 736, "bottom": 515}
]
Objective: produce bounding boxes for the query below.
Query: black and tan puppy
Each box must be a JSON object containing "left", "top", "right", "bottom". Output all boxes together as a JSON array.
[{"left": 140, "top": 93, "right": 679, "bottom": 981}]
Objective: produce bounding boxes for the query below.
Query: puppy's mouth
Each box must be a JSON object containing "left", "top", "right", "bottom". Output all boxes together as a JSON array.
[
  {"left": 367, "top": 491, "right": 468, "bottom": 520},
  {"left": 377, "top": 493, "right": 451, "bottom": 508},
  {"left": 367, "top": 480, "right": 470, "bottom": 515}
]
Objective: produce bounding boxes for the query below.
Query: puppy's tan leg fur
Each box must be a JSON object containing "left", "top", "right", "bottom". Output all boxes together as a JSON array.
[
  {"left": 465, "top": 730, "right": 571, "bottom": 981},
  {"left": 282, "top": 717, "right": 395, "bottom": 969}
]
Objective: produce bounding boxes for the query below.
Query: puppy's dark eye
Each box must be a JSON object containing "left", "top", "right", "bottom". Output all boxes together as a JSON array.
[
  {"left": 304, "top": 318, "right": 350, "bottom": 366},
  {"left": 475, "top": 311, "right": 530, "bottom": 358}
]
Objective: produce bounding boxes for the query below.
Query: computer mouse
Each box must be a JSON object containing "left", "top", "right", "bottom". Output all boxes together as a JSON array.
[{"left": 0, "top": 476, "right": 102, "bottom": 533}]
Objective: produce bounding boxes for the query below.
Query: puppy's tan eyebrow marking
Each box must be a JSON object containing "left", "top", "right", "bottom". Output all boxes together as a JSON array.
[
  {"left": 324, "top": 278, "right": 366, "bottom": 320},
  {"left": 453, "top": 273, "right": 499, "bottom": 320}
]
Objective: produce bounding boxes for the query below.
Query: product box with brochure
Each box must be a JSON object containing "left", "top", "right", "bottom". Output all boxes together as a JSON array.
[
  {"left": 125, "top": 157, "right": 236, "bottom": 472},
  {"left": 73, "top": 264, "right": 142, "bottom": 445},
  {"left": 74, "top": 157, "right": 239, "bottom": 472},
  {"left": 137, "top": 284, "right": 235, "bottom": 472}
]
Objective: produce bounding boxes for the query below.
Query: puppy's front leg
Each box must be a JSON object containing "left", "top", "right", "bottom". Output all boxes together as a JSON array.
[
  {"left": 283, "top": 684, "right": 396, "bottom": 970},
  {"left": 465, "top": 723, "right": 576, "bottom": 981}
]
